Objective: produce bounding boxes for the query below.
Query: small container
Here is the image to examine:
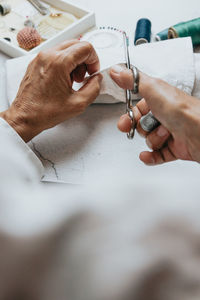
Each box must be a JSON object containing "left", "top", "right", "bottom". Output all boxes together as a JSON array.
[
  {"left": 0, "top": 3, "right": 11, "bottom": 16},
  {"left": 0, "top": 0, "right": 96, "bottom": 58}
]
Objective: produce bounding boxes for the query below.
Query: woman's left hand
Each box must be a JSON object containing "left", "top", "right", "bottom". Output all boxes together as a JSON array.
[{"left": 0, "top": 40, "right": 102, "bottom": 142}]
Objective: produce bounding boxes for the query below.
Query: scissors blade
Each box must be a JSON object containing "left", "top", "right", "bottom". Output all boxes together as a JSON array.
[{"left": 123, "top": 31, "right": 135, "bottom": 139}]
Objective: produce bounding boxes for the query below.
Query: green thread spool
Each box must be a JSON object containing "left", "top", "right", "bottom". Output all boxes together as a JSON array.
[
  {"left": 168, "top": 18, "right": 200, "bottom": 46},
  {"left": 155, "top": 28, "right": 169, "bottom": 41},
  {"left": 155, "top": 28, "right": 169, "bottom": 42}
]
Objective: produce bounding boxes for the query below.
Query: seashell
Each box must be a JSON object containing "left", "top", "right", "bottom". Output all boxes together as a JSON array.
[{"left": 17, "top": 27, "right": 42, "bottom": 50}]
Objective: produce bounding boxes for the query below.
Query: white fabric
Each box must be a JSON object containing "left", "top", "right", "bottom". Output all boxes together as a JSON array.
[
  {"left": 0, "top": 118, "right": 200, "bottom": 299},
  {"left": 96, "top": 37, "right": 196, "bottom": 102},
  {"left": 6, "top": 37, "right": 197, "bottom": 105},
  {"left": 5, "top": 37, "right": 200, "bottom": 185}
]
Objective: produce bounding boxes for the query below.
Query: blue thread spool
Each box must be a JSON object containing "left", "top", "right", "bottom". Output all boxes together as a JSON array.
[{"left": 134, "top": 18, "right": 151, "bottom": 45}]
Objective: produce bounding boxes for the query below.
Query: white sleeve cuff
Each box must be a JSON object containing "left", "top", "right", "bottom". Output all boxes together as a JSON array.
[{"left": 0, "top": 117, "right": 44, "bottom": 180}]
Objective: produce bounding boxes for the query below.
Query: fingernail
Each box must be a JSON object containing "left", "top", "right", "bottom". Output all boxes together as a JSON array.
[
  {"left": 146, "top": 139, "right": 152, "bottom": 149},
  {"left": 111, "top": 64, "right": 124, "bottom": 74},
  {"left": 157, "top": 126, "right": 168, "bottom": 137}
]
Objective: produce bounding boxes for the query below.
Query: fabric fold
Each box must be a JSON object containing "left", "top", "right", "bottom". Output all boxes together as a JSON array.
[{"left": 6, "top": 37, "right": 197, "bottom": 106}]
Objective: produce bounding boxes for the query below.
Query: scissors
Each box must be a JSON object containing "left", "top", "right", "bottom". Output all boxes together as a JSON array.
[
  {"left": 123, "top": 31, "right": 136, "bottom": 139},
  {"left": 122, "top": 31, "right": 160, "bottom": 139}
]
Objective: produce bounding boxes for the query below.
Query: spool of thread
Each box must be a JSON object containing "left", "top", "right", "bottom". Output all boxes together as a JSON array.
[
  {"left": 168, "top": 18, "right": 200, "bottom": 46},
  {"left": 155, "top": 28, "right": 169, "bottom": 41},
  {"left": 134, "top": 18, "right": 151, "bottom": 45},
  {"left": 0, "top": 3, "right": 11, "bottom": 15}
]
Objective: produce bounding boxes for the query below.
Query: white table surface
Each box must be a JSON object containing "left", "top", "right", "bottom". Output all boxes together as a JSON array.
[{"left": 1, "top": 0, "right": 200, "bottom": 183}]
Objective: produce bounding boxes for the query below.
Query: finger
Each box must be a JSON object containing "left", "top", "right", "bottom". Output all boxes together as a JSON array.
[
  {"left": 110, "top": 65, "right": 191, "bottom": 132},
  {"left": 76, "top": 74, "right": 102, "bottom": 106},
  {"left": 117, "top": 114, "right": 132, "bottom": 132},
  {"left": 72, "top": 64, "right": 87, "bottom": 83},
  {"left": 63, "top": 42, "right": 100, "bottom": 75},
  {"left": 136, "top": 98, "right": 150, "bottom": 115},
  {"left": 139, "top": 147, "right": 176, "bottom": 166},
  {"left": 110, "top": 65, "right": 133, "bottom": 90},
  {"left": 146, "top": 125, "right": 170, "bottom": 151},
  {"left": 135, "top": 98, "right": 151, "bottom": 137},
  {"left": 53, "top": 39, "right": 79, "bottom": 51},
  {"left": 117, "top": 105, "right": 142, "bottom": 133},
  {"left": 139, "top": 151, "right": 164, "bottom": 165}
]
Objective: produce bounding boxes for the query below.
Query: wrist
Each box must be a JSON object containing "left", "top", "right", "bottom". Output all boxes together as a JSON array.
[{"left": 0, "top": 108, "right": 40, "bottom": 142}]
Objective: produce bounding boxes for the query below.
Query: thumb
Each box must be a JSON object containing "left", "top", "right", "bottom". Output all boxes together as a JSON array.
[{"left": 110, "top": 65, "right": 190, "bottom": 132}]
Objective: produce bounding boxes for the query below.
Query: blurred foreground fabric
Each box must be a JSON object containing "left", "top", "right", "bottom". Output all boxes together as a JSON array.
[{"left": 0, "top": 117, "right": 200, "bottom": 300}]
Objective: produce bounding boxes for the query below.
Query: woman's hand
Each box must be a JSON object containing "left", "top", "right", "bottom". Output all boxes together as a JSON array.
[
  {"left": 110, "top": 65, "right": 200, "bottom": 165},
  {"left": 0, "top": 40, "right": 102, "bottom": 142}
]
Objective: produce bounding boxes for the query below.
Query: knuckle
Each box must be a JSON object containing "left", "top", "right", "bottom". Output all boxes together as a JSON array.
[
  {"left": 66, "top": 52, "right": 74, "bottom": 63},
  {"left": 81, "top": 41, "right": 93, "bottom": 52},
  {"left": 37, "top": 50, "right": 58, "bottom": 65},
  {"left": 37, "top": 50, "right": 46, "bottom": 61},
  {"left": 64, "top": 51, "right": 76, "bottom": 69}
]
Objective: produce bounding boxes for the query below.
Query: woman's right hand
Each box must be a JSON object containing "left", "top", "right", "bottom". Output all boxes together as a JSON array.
[{"left": 110, "top": 65, "right": 200, "bottom": 165}]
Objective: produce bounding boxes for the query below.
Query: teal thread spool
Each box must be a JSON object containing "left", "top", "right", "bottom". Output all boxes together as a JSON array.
[
  {"left": 134, "top": 18, "right": 151, "bottom": 45},
  {"left": 168, "top": 18, "right": 200, "bottom": 46},
  {"left": 155, "top": 28, "right": 169, "bottom": 41}
]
